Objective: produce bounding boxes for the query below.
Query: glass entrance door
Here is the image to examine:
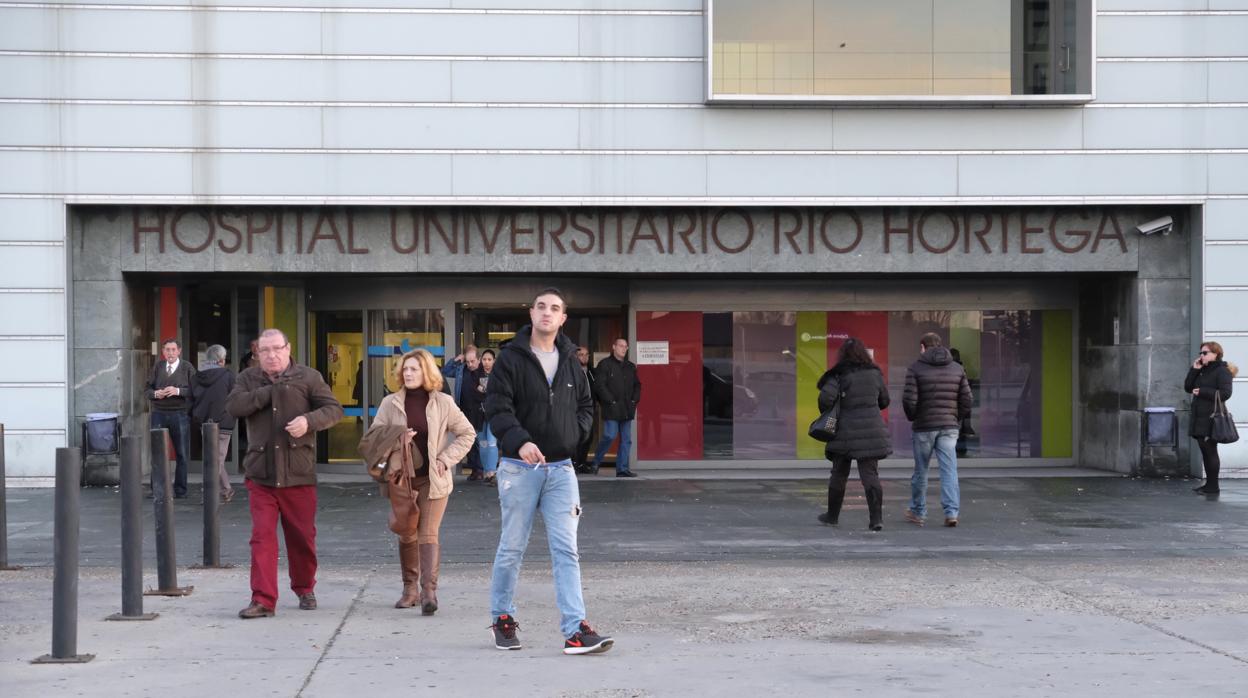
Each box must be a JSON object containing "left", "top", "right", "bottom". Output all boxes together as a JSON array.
[{"left": 314, "top": 310, "right": 364, "bottom": 463}]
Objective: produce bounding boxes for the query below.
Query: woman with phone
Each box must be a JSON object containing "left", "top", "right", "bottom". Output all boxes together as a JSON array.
[{"left": 1185, "top": 341, "right": 1236, "bottom": 494}]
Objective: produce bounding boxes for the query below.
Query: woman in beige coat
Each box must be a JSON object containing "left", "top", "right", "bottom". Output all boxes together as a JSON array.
[{"left": 369, "top": 348, "right": 475, "bottom": 614}]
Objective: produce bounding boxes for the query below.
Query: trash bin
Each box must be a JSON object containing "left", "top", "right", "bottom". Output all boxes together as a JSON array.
[
  {"left": 1143, "top": 407, "right": 1177, "bottom": 447},
  {"left": 83, "top": 412, "right": 120, "bottom": 455}
]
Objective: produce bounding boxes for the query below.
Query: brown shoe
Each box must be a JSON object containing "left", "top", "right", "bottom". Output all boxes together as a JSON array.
[
  {"left": 298, "top": 593, "right": 317, "bottom": 610},
  {"left": 944, "top": 517, "right": 958, "bottom": 527},
  {"left": 904, "top": 510, "right": 925, "bottom": 527},
  {"left": 238, "top": 602, "right": 275, "bottom": 619},
  {"left": 395, "top": 541, "right": 421, "bottom": 609},
  {"left": 419, "top": 543, "right": 440, "bottom": 616}
]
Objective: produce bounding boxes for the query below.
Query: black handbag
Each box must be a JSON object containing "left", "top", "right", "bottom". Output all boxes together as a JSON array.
[
  {"left": 1211, "top": 390, "right": 1239, "bottom": 444},
  {"left": 808, "top": 380, "right": 844, "bottom": 443}
]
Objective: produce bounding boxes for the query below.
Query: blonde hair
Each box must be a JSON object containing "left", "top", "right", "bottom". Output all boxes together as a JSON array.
[{"left": 394, "top": 349, "right": 444, "bottom": 393}]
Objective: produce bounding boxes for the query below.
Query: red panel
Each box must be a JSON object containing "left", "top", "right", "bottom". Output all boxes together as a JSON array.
[
  {"left": 826, "top": 311, "right": 890, "bottom": 419},
  {"left": 159, "top": 286, "right": 178, "bottom": 343},
  {"left": 636, "top": 311, "right": 702, "bottom": 459}
]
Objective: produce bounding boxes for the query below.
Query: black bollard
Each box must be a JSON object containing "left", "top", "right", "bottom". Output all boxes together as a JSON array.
[
  {"left": 145, "top": 428, "right": 192, "bottom": 597},
  {"left": 0, "top": 423, "right": 21, "bottom": 570},
  {"left": 106, "top": 436, "right": 157, "bottom": 621},
  {"left": 190, "top": 422, "right": 232, "bottom": 570},
  {"left": 32, "top": 448, "right": 93, "bottom": 663}
]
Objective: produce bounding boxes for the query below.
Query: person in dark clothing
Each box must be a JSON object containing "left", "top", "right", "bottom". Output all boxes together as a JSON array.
[
  {"left": 191, "top": 344, "right": 237, "bottom": 503},
  {"left": 573, "top": 345, "right": 597, "bottom": 472},
  {"left": 146, "top": 337, "right": 196, "bottom": 499},
  {"left": 463, "top": 349, "right": 500, "bottom": 484},
  {"left": 484, "top": 287, "right": 613, "bottom": 656},
  {"left": 590, "top": 338, "right": 642, "bottom": 477},
  {"left": 816, "top": 338, "right": 891, "bottom": 531},
  {"left": 903, "top": 332, "right": 973, "bottom": 528},
  {"left": 1185, "top": 341, "right": 1237, "bottom": 494}
]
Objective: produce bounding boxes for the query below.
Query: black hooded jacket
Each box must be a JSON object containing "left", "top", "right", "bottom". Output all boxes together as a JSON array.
[
  {"left": 485, "top": 326, "right": 594, "bottom": 461},
  {"left": 1185, "top": 360, "right": 1234, "bottom": 438},
  {"left": 818, "top": 362, "right": 892, "bottom": 460},
  {"left": 902, "top": 346, "right": 972, "bottom": 432},
  {"left": 191, "top": 366, "right": 237, "bottom": 431}
]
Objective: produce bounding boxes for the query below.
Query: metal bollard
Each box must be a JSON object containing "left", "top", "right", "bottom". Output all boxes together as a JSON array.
[
  {"left": 145, "top": 428, "right": 192, "bottom": 597},
  {"left": 32, "top": 448, "right": 93, "bottom": 663},
  {"left": 1, "top": 423, "right": 21, "bottom": 570},
  {"left": 190, "top": 422, "right": 232, "bottom": 570},
  {"left": 106, "top": 436, "right": 157, "bottom": 621}
]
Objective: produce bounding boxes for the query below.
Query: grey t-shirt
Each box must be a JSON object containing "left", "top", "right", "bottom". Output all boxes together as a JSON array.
[{"left": 532, "top": 344, "right": 559, "bottom": 386}]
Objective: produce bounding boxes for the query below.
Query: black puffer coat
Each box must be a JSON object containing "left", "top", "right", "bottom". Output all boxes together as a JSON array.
[
  {"left": 1184, "top": 360, "right": 1234, "bottom": 438},
  {"left": 902, "top": 347, "right": 972, "bottom": 431},
  {"left": 818, "top": 363, "right": 892, "bottom": 460}
]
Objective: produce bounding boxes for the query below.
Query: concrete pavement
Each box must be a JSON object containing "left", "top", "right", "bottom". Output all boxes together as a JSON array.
[{"left": 2, "top": 476, "right": 1247, "bottom": 696}]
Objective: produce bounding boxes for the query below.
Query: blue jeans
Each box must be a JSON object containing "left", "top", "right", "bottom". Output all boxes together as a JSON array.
[
  {"left": 909, "top": 427, "right": 960, "bottom": 519},
  {"left": 489, "top": 458, "right": 585, "bottom": 638},
  {"left": 151, "top": 410, "right": 190, "bottom": 497},
  {"left": 478, "top": 423, "right": 499, "bottom": 475},
  {"left": 592, "top": 419, "right": 633, "bottom": 474}
]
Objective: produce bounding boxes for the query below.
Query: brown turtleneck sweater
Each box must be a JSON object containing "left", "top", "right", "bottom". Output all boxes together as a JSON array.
[{"left": 404, "top": 388, "right": 431, "bottom": 477}]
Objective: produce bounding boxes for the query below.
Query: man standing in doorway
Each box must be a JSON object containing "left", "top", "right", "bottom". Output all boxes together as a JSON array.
[
  {"left": 573, "top": 345, "right": 597, "bottom": 473},
  {"left": 902, "top": 332, "right": 972, "bottom": 528},
  {"left": 590, "top": 338, "right": 642, "bottom": 478},
  {"left": 443, "top": 345, "right": 484, "bottom": 479},
  {"left": 146, "top": 338, "right": 195, "bottom": 499},
  {"left": 485, "top": 288, "right": 614, "bottom": 655},
  {"left": 227, "top": 329, "right": 343, "bottom": 618},
  {"left": 191, "top": 344, "right": 237, "bottom": 503}
]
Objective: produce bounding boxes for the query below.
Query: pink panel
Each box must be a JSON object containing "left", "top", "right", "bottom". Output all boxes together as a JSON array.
[{"left": 636, "top": 311, "right": 703, "bottom": 459}]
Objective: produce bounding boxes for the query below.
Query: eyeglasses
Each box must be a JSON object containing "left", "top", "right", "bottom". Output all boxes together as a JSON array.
[
  {"left": 1200, "top": 350, "right": 1216, "bottom": 355},
  {"left": 257, "top": 344, "right": 289, "bottom": 356}
]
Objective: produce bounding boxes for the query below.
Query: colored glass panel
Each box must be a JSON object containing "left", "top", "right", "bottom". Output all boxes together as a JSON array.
[
  {"left": 1041, "top": 310, "right": 1073, "bottom": 457},
  {"left": 795, "top": 311, "right": 827, "bottom": 459},
  {"left": 636, "top": 311, "right": 703, "bottom": 460}
]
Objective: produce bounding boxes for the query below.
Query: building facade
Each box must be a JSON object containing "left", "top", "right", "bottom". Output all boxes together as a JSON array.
[{"left": 1, "top": 1, "right": 1245, "bottom": 481}]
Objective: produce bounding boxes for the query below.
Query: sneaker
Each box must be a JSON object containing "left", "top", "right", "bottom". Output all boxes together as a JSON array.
[
  {"left": 298, "top": 593, "right": 317, "bottom": 610},
  {"left": 816, "top": 512, "right": 838, "bottom": 525},
  {"left": 238, "top": 602, "right": 274, "bottom": 619},
  {"left": 616, "top": 471, "right": 637, "bottom": 478},
  {"left": 563, "top": 621, "right": 614, "bottom": 655},
  {"left": 491, "top": 614, "right": 522, "bottom": 650},
  {"left": 944, "top": 517, "right": 959, "bottom": 528},
  {"left": 904, "top": 510, "right": 925, "bottom": 527}
]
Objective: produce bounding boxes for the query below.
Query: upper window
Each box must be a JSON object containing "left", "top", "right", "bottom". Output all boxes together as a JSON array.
[{"left": 708, "top": 0, "right": 1093, "bottom": 103}]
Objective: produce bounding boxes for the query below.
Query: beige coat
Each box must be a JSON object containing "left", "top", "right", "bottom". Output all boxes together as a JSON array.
[{"left": 372, "top": 388, "right": 475, "bottom": 500}]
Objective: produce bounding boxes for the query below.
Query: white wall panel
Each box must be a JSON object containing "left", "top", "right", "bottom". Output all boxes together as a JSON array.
[
  {"left": 957, "top": 154, "right": 1209, "bottom": 197},
  {"left": 1204, "top": 291, "right": 1248, "bottom": 331},
  {"left": 0, "top": 293, "right": 66, "bottom": 334},
  {"left": 23, "top": 0, "right": 704, "bottom": 8},
  {"left": 0, "top": 199, "right": 65, "bottom": 242},
  {"left": 194, "top": 106, "right": 324, "bottom": 148},
  {"left": 323, "top": 107, "right": 579, "bottom": 149},
  {"left": 451, "top": 154, "right": 707, "bottom": 196},
  {"left": 0, "top": 56, "right": 193, "bottom": 100},
  {"left": 192, "top": 153, "right": 452, "bottom": 196},
  {"left": 4, "top": 433, "right": 68, "bottom": 477},
  {"left": 1209, "top": 155, "right": 1248, "bottom": 195},
  {"left": 0, "top": 103, "right": 61, "bottom": 147},
  {"left": 1204, "top": 246, "right": 1248, "bottom": 285},
  {"left": 1098, "top": 16, "right": 1248, "bottom": 57},
  {"left": 578, "top": 109, "right": 835, "bottom": 150},
  {"left": 323, "top": 13, "right": 580, "bottom": 56},
  {"left": 0, "top": 8, "right": 59, "bottom": 52},
  {"left": 196, "top": 59, "right": 452, "bottom": 101},
  {"left": 1209, "top": 63, "right": 1248, "bottom": 102},
  {"left": 59, "top": 105, "right": 191, "bottom": 148},
  {"left": 577, "top": 15, "right": 704, "bottom": 58},
  {"left": 834, "top": 109, "right": 1083, "bottom": 150},
  {"left": 0, "top": 341, "right": 67, "bottom": 384},
  {"left": 1204, "top": 199, "right": 1248, "bottom": 241},
  {"left": 1099, "top": 0, "right": 1213, "bottom": 8},
  {"left": 1094, "top": 62, "right": 1208, "bottom": 104},
  {"left": 0, "top": 246, "right": 65, "bottom": 289},
  {"left": 64, "top": 152, "right": 193, "bottom": 195},
  {"left": 706, "top": 155, "right": 958, "bottom": 197},
  {"left": 450, "top": 61, "right": 703, "bottom": 103},
  {"left": 1083, "top": 108, "right": 1248, "bottom": 149}
]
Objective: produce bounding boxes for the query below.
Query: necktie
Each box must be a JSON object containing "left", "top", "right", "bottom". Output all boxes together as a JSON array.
[{"left": 167, "top": 363, "right": 173, "bottom": 375}]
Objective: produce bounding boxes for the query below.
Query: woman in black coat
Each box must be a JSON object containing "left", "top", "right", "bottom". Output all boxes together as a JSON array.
[
  {"left": 816, "top": 338, "right": 892, "bottom": 531},
  {"left": 1184, "top": 341, "right": 1236, "bottom": 494}
]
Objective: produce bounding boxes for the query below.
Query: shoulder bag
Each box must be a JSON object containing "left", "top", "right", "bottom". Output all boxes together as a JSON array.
[
  {"left": 1211, "top": 390, "right": 1239, "bottom": 444},
  {"left": 808, "top": 379, "right": 844, "bottom": 443}
]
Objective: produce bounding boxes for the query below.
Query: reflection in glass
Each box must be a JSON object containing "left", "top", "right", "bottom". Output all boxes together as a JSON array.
[
  {"left": 368, "top": 309, "right": 445, "bottom": 418},
  {"left": 316, "top": 311, "right": 364, "bottom": 463},
  {"left": 711, "top": 0, "right": 1090, "bottom": 98},
  {"left": 732, "top": 312, "right": 797, "bottom": 459},
  {"left": 702, "top": 313, "right": 734, "bottom": 459}
]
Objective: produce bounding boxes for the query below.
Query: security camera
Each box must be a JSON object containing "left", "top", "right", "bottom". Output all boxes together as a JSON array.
[{"left": 1135, "top": 216, "right": 1173, "bottom": 236}]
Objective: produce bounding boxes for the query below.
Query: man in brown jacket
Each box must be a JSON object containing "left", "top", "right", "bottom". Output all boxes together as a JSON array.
[{"left": 227, "top": 328, "right": 343, "bottom": 618}]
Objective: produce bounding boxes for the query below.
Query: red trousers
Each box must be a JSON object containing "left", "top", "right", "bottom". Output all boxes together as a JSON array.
[{"left": 246, "top": 480, "right": 318, "bottom": 609}]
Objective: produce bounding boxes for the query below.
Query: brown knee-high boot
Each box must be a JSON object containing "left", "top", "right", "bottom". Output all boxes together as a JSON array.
[
  {"left": 395, "top": 540, "right": 421, "bottom": 609},
  {"left": 418, "top": 543, "right": 440, "bottom": 615}
]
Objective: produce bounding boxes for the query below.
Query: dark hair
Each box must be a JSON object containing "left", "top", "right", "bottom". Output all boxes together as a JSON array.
[
  {"left": 919, "top": 332, "right": 942, "bottom": 350},
  {"left": 160, "top": 338, "right": 180, "bottom": 349},
  {"left": 480, "top": 349, "right": 496, "bottom": 359},
  {"left": 534, "top": 287, "right": 568, "bottom": 309},
  {"left": 836, "top": 338, "right": 875, "bottom": 368}
]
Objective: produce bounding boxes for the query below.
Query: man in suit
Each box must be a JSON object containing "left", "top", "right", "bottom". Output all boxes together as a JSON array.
[{"left": 146, "top": 338, "right": 196, "bottom": 498}]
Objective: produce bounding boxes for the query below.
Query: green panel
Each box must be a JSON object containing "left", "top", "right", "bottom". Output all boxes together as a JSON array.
[
  {"left": 1040, "top": 310, "right": 1073, "bottom": 457},
  {"left": 949, "top": 311, "right": 982, "bottom": 380},
  {"left": 273, "top": 287, "right": 300, "bottom": 362},
  {"left": 796, "top": 311, "right": 828, "bottom": 460}
]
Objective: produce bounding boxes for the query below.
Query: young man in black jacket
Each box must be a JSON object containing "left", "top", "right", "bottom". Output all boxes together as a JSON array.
[{"left": 484, "top": 288, "right": 613, "bottom": 655}]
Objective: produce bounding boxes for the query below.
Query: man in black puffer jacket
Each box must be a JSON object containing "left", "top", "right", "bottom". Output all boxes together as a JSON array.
[{"left": 902, "top": 333, "right": 972, "bottom": 528}]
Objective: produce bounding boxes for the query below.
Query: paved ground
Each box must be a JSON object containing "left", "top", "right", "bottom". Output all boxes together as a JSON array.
[{"left": 2, "top": 474, "right": 1247, "bottom": 696}]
